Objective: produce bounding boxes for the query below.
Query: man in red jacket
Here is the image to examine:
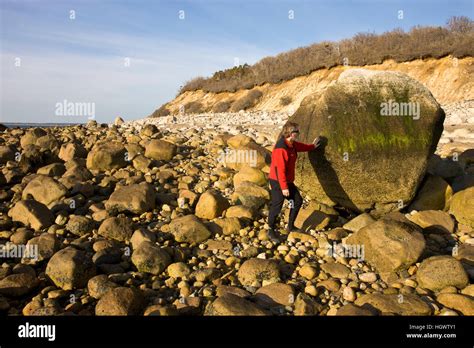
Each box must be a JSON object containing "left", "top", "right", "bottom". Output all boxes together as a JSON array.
[{"left": 267, "top": 122, "right": 321, "bottom": 243}]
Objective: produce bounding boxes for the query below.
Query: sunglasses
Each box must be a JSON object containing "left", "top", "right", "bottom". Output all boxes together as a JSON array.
[{"left": 290, "top": 130, "right": 300, "bottom": 134}]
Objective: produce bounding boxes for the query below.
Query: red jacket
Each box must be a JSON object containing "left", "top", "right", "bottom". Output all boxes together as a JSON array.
[{"left": 269, "top": 137, "right": 316, "bottom": 190}]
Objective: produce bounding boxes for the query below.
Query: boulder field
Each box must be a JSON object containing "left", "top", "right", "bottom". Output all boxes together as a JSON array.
[{"left": 0, "top": 89, "right": 472, "bottom": 316}]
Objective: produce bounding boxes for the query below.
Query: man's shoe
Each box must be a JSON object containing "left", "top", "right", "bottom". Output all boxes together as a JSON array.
[{"left": 267, "top": 228, "right": 281, "bottom": 244}]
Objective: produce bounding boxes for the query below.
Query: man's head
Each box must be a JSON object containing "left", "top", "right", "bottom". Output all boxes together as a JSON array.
[{"left": 282, "top": 122, "right": 300, "bottom": 142}]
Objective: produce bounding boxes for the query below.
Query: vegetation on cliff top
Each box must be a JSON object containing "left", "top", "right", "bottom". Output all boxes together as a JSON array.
[{"left": 179, "top": 16, "right": 473, "bottom": 95}]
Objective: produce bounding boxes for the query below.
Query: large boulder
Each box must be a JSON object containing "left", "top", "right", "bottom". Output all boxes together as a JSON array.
[
  {"left": 62, "top": 163, "right": 92, "bottom": 182},
  {"left": 321, "top": 262, "right": 351, "bottom": 279},
  {"left": 22, "top": 175, "right": 68, "bottom": 207},
  {"left": 167, "top": 262, "right": 191, "bottom": 279},
  {"left": 87, "top": 275, "right": 118, "bottom": 299},
  {"left": 336, "top": 303, "right": 375, "bottom": 316},
  {"left": 45, "top": 247, "right": 96, "bottom": 290},
  {"left": 233, "top": 181, "right": 270, "bottom": 210},
  {"left": 59, "top": 142, "right": 87, "bottom": 161},
  {"left": 37, "top": 163, "right": 66, "bottom": 177},
  {"left": 35, "top": 134, "right": 60, "bottom": 153},
  {"left": 0, "top": 273, "right": 39, "bottom": 297},
  {"left": 105, "top": 183, "right": 156, "bottom": 214},
  {"left": 354, "top": 293, "right": 432, "bottom": 315},
  {"left": 21, "top": 233, "right": 60, "bottom": 265},
  {"left": 141, "top": 124, "right": 159, "bottom": 137},
  {"left": 114, "top": 117, "right": 124, "bottom": 126},
  {"left": 254, "top": 283, "right": 295, "bottom": 308},
  {"left": 294, "top": 293, "right": 323, "bottom": 316},
  {"left": 195, "top": 190, "right": 230, "bottom": 220},
  {"left": 0, "top": 145, "right": 16, "bottom": 164},
  {"left": 455, "top": 244, "right": 474, "bottom": 267},
  {"left": 168, "top": 214, "right": 211, "bottom": 244},
  {"left": 130, "top": 229, "right": 156, "bottom": 250},
  {"left": 144, "top": 139, "right": 177, "bottom": 161},
  {"left": 343, "top": 213, "right": 376, "bottom": 232},
  {"left": 416, "top": 256, "right": 469, "bottom": 291},
  {"left": 17, "top": 144, "right": 50, "bottom": 171},
  {"left": 20, "top": 128, "right": 47, "bottom": 149},
  {"left": 225, "top": 205, "right": 256, "bottom": 220},
  {"left": 288, "top": 69, "right": 444, "bottom": 215},
  {"left": 286, "top": 203, "right": 333, "bottom": 232},
  {"left": 131, "top": 241, "right": 171, "bottom": 275},
  {"left": 66, "top": 215, "right": 96, "bottom": 236},
  {"left": 449, "top": 187, "right": 474, "bottom": 227},
  {"left": 208, "top": 217, "right": 242, "bottom": 235},
  {"left": 408, "top": 174, "right": 453, "bottom": 211},
  {"left": 8, "top": 200, "right": 54, "bottom": 231},
  {"left": 238, "top": 258, "right": 280, "bottom": 287},
  {"left": 406, "top": 210, "right": 455, "bottom": 234},
  {"left": 221, "top": 134, "right": 271, "bottom": 170},
  {"left": 132, "top": 155, "right": 151, "bottom": 172},
  {"left": 86, "top": 141, "right": 127, "bottom": 171},
  {"left": 436, "top": 293, "right": 474, "bottom": 316},
  {"left": 205, "top": 293, "right": 267, "bottom": 316},
  {"left": 233, "top": 165, "right": 267, "bottom": 187},
  {"left": 95, "top": 287, "right": 145, "bottom": 316},
  {"left": 98, "top": 216, "right": 134, "bottom": 242},
  {"left": 346, "top": 219, "right": 425, "bottom": 273}
]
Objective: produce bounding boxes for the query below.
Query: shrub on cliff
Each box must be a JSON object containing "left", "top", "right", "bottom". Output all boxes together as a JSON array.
[
  {"left": 280, "top": 96, "right": 292, "bottom": 106},
  {"left": 212, "top": 100, "right": 234, "bottom": 113},
  {"left": 179, "top": 16, "right": 474, "bottom": 94},
  {"left": 230, "top": 90, "right": 263, "bottom": 112},
  {"left": 150, "top": 104, "right": 170, "bottom": 118},
  {"left": 184, "top": 101, "right": 205, "bottom": 114}
]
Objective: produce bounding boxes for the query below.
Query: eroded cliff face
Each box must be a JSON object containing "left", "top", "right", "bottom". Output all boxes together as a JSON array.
[{"left": 159, "top": 56, "right": 473, "bottom": 115}]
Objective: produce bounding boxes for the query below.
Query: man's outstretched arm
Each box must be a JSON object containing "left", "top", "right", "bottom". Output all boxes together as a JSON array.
[{"left": 294, "top": 137, "right": 321, "bottom": 152}]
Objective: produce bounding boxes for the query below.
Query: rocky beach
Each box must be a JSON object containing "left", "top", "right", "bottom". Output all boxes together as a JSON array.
[{"left": 0, "top": 68, "right": 473, "bottom": 317}]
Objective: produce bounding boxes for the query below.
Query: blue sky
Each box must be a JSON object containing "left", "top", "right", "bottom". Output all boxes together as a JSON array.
[{"left": 0, "top": 0, "right": 472, "bottom": 123}]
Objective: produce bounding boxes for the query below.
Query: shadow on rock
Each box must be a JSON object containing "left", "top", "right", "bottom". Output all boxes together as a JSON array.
[{"left": 308, "top": 136, "right": 359, "bottom": 212}]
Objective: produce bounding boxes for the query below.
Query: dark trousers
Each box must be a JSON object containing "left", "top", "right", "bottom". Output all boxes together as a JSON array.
[{"left": 268, "top": 179, "right": 303, "bottom": 230}]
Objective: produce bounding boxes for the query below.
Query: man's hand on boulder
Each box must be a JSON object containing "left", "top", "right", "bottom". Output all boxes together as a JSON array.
[{"left": 313, "top": 136, "right": 321, "bottom": 148}]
